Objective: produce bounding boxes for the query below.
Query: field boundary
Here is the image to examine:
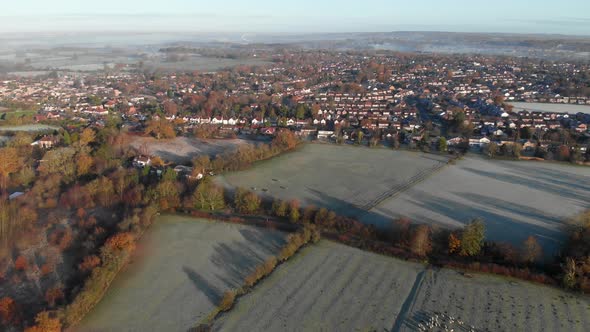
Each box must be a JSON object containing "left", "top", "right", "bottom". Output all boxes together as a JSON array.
[
  {"left": 357, "top": 156, "right": 456, "bottom": 211},
  {"left": 391, "top": 269, "right": 427, "bottom": 331},
  {"left": 195, "top": 225, "right": 320, "bottom": 330}
]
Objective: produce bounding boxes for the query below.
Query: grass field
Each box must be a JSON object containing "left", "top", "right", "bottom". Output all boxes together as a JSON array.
[
  {"left": 128, "top": 136, "right": 250, "bottom": 164},
  {"left": 77, "top": 215, "right": 286, "bottom": 332},
  {"left": 214, "top": 240, "right": 590, "bottom": 332},
  {"left": 368, "top": 155, "right": 590, "bottom": 256},
  {"left": 218, "top": 144, "right": 450, "bottom": 216},
  {"left": 400, "top": 269, "right": 590, "bottom": 332},
  {"left": 213, "top": 240, "right": 424, "bottom": 332}
]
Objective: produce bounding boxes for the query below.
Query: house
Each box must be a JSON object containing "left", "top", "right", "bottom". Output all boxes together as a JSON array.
[
  {"left": 31, "top": 135, "right": 57, "bottom": 149},
  {"left": 211, "top": 116, "right": 224, "bottom": 125},
  {"left": 133, "top": 155, "right": 151, "bottom": 168},
  {"left": 522, "top": 140, "right": 537, "bottom": 151},
  {"left": 468, "top": 137, "right": 491, "bottom": 149},
  {"left": 173, "top": 165, "right": 198, "bottom": 179},
  {"left": 251, "top": 118, "right": 263, "bottom": 126},
  {"left": 260, "top": 127, "right": 276, "bottom": 135},
  {"left": 447, "top": 137, "right": 463, "bottom": 146}
]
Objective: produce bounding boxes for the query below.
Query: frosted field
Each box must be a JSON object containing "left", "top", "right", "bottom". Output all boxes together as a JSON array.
[
  {"left": 218, "top": 144, "right": 450, "bottom": 215},
  {"left": 511, "top": 102, "right": 590, "bottom": 114},
  {"left": 128, "top": 136, "right": 249, "bottom": 164},
  {"left": 78, "top": 215, "right": 286, "bottom": 332},
  {"left": 368, "top": 156, "right": 590, "bottom": 256},
  {"left": 213, "top": 240, "right": 424, "bottom": 332},
  {"left": 401, "top": 269, "right": 590, "bottom": 332},
  {"left": 214, "top": 241, "right": 590, "bottom": 332},
  {"left": 0, "top": 124, "right": 59, "bottom": 131}
]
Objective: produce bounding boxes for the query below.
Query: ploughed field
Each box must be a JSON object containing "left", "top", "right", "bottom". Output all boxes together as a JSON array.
[
  {"left": 369, "top": 155, "right": 590, "bottom": 256},
  {"left": 214, "top": 241, "right": 590, "bottom": 332},
  {"left": 78, "top": 215, "right": 286, "bottom": 332},
  {"left": 218, "top": 143, "right": 450, "bottom": 214}
]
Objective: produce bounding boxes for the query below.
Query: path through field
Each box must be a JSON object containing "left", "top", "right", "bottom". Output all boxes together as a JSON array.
[{"left": 218, "top": 144, "right": 450, "bottom": 219}]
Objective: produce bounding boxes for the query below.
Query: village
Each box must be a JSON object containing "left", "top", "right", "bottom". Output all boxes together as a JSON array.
[{"left": 1, "top": 50, "right": 589, "bottom": 163}]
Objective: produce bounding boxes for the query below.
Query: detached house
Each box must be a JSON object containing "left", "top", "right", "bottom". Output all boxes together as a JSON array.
[{"left": 31, "top": 135, "right": 57, "bottom": 149}]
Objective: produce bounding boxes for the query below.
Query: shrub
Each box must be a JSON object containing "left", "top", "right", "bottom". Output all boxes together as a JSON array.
[
  {"left": 78, "top": 255, "right": 101, "bottom": 273},
  {"left": 218, "top": 290, "right": 236, "bottom": 312},
  {"left": 24, "top": 311, "right": 61, "bottom": 332}
]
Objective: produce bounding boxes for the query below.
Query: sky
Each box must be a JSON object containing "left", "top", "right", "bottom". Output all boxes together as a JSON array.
[{"left": 0, "top": 0, "right": 589, "bottom": 35}]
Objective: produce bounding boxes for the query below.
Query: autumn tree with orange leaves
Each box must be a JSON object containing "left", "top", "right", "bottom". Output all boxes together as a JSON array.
[
  {"left": 0, "top": 296, "right": 20, "bottom": 327},
  {"left": 24, "top": 311, "right": 61, "bottom": 332}
]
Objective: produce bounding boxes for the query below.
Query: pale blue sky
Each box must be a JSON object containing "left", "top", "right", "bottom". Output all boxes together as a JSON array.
[{"left": 1, "top": 0, "right": 589, "bottom": 35}]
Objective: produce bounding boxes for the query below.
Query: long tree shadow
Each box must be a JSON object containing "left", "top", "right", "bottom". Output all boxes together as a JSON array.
[
  {"left": 305, "top": 187, "right": 392, "bottom": 227},
  {"left": 510, "top": 165, "right": 590, "bottom": 195},
  {"left": 238, "top": 227, "right": 287, "bottom": 256},
  {"left": 405, "top": 191, "right": 566, "bottom": 257},
  {"left": 457, "top": 192, "right": 567, "bottom": 225},
  {"left": 462, "top": 166, "right": 589, "bottom": 204},
  {"left": 182, "top": 266, "right": 223, "bottom": 305}
]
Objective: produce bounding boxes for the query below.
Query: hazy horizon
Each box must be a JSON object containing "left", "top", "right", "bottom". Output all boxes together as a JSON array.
[{"left": 1, "top": 0, "right": 589, "bottom": 36}]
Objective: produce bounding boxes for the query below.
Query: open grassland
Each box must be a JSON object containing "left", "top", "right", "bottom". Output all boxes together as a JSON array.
[
  {"left": 400, "top": 269, "right": 590, "bottom": 332},
  {"left": 214, "top": 240, "right": 590, "bottom": 332},
  {"left": 78, "top": 215, "right": 286, "bottom": 332},
  {"left": 218, "top": 143, "right": 450, "bottom": 215},
  {"left": 128, "top": 135, "right": 249, "bottom": 164},
  {"left": 369, "top": 155, "right": 590, "bottom": 256},
  {"left": 213, "top": 240, "right": 424, "bottom": 332}
]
